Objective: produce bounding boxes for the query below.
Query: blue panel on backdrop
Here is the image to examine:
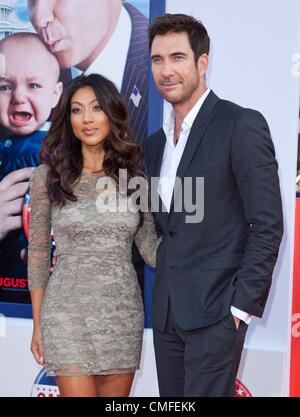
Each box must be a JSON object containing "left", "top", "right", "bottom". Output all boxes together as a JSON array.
[
  {"left": 144, "top": 0, "right": 166, "bottom": 328},
  {"left": 148, "top": 0, "right": 165, "bottom": 135},
  {"left": 0, "top": 302, "right": 32, "bottom": 319}
]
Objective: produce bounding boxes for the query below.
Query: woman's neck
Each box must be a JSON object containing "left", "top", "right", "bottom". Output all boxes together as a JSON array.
[{"left": 81, "top": 145, "right": 104, "bottom": 173}]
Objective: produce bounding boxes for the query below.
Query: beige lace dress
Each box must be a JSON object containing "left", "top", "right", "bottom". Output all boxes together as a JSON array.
[{"left": 28, "top": 164, "right": 160, "bottom": 376}]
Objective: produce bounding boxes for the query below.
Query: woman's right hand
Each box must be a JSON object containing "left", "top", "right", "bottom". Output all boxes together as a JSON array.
[{"left": 31, "top": 328, "right": 44, "bottom": 365}]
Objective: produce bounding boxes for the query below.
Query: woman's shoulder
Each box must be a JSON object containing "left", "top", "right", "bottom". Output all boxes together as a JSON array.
[
  {"left": 34, "top": 163, "right": 50, "bottom": 174},
  {"left": 30, "top": 163, "right": 50, "bottom": 181}
]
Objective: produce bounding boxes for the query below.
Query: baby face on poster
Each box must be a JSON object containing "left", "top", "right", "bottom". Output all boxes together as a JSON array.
[{"left": 0, "top": 34, "right": 63, "bottom": 135}]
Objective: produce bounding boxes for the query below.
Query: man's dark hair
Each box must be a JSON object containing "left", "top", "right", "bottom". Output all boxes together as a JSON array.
[{"left": 149, "top": 14, "right": 210, "bottom": 63}]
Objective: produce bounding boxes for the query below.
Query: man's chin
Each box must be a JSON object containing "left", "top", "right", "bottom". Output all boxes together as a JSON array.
[
  {"left": 161, "top": 94, "right": 182, "bottom": 105},
  {"left": 158, "top": 89, "right": 182, "bottom": 104}
]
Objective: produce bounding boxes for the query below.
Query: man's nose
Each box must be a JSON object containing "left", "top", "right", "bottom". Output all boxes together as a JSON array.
[
  {"left": 32, "top": 0, "right": 55, "bottom": 29},
  {"left": 161, "top": 61, "right": 175, "bottom": 78}
]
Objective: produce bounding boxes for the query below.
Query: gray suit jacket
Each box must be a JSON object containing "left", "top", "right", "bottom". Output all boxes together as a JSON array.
[{"left": 145, "top": 91, "right": 283, "bottom": 331}]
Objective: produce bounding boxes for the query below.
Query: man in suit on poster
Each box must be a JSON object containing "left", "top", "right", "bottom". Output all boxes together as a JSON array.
[
  {"left": 27, "top": 0, "right": 148, "bottom": 147},
  {"left": 145, "top": 14, "right": 283, "bottom": 396},
  {"left": 27, "top": 0, "right": 148, "bottom": 292}
]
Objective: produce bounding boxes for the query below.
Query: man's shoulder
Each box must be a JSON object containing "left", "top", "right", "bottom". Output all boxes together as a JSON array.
[
  {"left": 217, "top": 97, "right": 266, "bottom": 124},
  {"left": 217, "top": 97, "right": 246, "bottom": 118}
]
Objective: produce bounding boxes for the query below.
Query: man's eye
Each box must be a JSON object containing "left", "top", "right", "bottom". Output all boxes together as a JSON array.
[
  {"left": 0, "top": 84, "right": 12, "bottom": 92},
  {"left": 174, "top": 55, "right": 184, "bottom": 61},
  {"left": 152, "top": 58, "right": 162, "bottom": 64}
]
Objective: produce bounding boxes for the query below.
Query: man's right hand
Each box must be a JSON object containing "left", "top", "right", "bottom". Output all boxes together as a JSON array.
[{"left": 0, "top": 167, "right": 34, "bottom": 242}]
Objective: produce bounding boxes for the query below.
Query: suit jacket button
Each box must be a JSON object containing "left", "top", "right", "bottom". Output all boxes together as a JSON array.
[{"left": 169, "top": 231, "right": 175, "bottom": 237}]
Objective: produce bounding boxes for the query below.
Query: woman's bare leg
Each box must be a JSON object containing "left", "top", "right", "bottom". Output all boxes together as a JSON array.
[
  {"left": 56, "top": 375, "right": 98, "bottom": 397},
  {"left": 96, "top": 372, "right": 135, "bottom": 397}
]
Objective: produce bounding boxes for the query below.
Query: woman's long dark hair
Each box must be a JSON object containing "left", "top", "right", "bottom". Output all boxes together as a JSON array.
[{"left": 40, "top": 73, "right": 144, "bottom": 205}]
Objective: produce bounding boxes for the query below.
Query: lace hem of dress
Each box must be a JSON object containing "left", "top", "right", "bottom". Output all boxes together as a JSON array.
[{"left": 44, "top": 363, "right": 138, "bottom": 377}]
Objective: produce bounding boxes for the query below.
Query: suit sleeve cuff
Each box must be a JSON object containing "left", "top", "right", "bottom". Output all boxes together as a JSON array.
[{"left": 230, "top": 306, "right": 252, "bottom": 325}]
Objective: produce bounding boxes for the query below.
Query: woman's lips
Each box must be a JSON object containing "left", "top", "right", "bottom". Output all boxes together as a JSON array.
[{"left": 82, "top": 128, "right": 98, "bottom": 136}]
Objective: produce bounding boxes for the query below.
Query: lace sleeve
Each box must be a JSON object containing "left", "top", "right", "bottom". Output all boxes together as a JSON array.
[
  {"left": 28, "top": 164, "right": 52, "bottom": 290},
  {"left": 134, "top": 211, "right": 162, "bottom": 268}
]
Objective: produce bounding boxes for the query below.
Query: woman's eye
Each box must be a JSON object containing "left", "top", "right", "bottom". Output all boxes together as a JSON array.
[
  {"left": 71, "top": 108, "right": 81, "bottom": 114},
  {"left": 93, "top": 105, "right": 102, "bottom": 111}
]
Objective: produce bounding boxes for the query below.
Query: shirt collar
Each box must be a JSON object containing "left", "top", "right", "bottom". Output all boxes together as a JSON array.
[
  {"left": 184, "top": 88, "right": 211, "bottom": 128},
  {"left": 163, "top": 88, "right": 211, "bottom": 136}
]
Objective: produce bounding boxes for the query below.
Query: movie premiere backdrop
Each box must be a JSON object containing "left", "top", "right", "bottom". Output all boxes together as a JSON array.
[{"left": 0, "top": 0, "right": 299, "bottom": 397}]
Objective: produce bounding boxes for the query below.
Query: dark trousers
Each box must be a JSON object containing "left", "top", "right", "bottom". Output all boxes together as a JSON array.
[{"left": 153, "top": 303, "right": 248, "bottom": 397}]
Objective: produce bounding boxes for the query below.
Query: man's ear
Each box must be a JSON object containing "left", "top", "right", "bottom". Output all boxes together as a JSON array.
[
  {"left": 197, "top": 53, "right": 209, "bottom": 77},
  {"left": 52, "top": 82, "right": 63, "bottom": 108}
]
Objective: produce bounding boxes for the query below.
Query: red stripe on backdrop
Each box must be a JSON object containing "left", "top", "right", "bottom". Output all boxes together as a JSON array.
[{"left": 290, "top": 197, "right": 300, "bottom": 397}]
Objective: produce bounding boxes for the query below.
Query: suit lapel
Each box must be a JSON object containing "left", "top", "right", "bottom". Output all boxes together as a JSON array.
[
  {"left": 169, "top": 91, "right": 220, "bottom": 214},
  {"left": 148, "top": 129, "right": 169, "bottom": 224},
  {"left": 154, "top": 129, "right": 167, "bottom": 178},
  {"left": 154, "top": 130, "right": 169, "bottom": 219}
]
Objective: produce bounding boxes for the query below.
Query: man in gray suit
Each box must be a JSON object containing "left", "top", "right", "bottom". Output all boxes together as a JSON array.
[{"left": 145, "top": 14, "right": 283, "bottom": 397}]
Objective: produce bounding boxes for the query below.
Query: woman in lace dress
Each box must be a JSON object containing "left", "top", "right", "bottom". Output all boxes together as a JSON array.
[{"left": 28, "top": 74, "right": 160, "bottom": 397}]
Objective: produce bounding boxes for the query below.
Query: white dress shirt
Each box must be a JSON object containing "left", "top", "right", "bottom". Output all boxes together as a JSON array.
[
  {"left": 75, "top": 7, "right": 131, "bottom": 91},
  {"left": 159, "top": 89, "right": 251, "bottom": 326},
  {"left": 159, "top": 88, "right": 210, "bottom": 212}
]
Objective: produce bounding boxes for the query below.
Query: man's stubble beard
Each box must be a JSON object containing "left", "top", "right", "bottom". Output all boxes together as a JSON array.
[{"left": 160, "top": 73, "right": 200, "bottom": 106}]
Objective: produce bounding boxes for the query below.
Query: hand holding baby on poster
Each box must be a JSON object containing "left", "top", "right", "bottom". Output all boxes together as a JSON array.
[{"left": 0, "top": 167, "right": 33, "bottom": 242}]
